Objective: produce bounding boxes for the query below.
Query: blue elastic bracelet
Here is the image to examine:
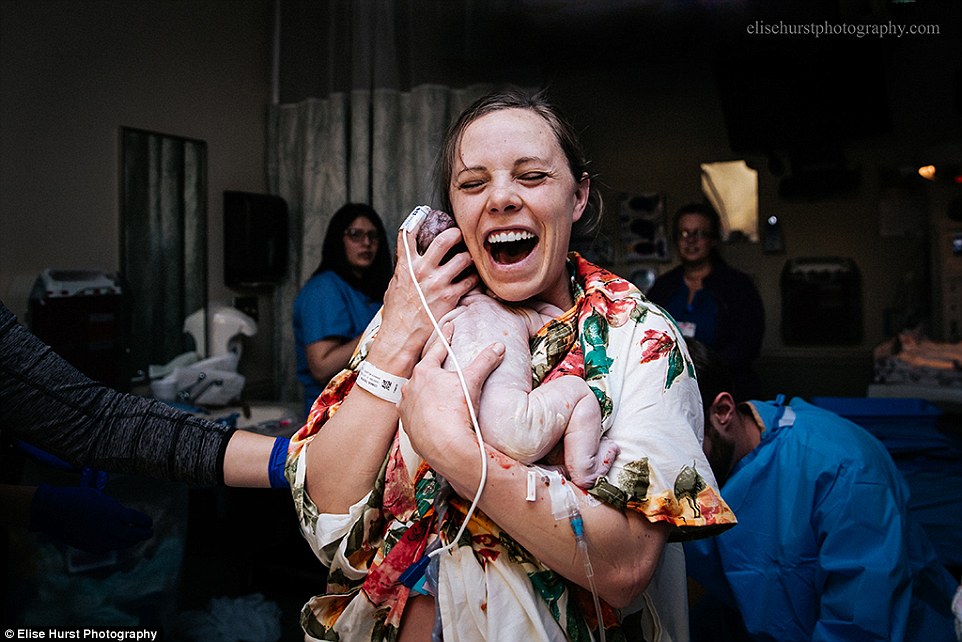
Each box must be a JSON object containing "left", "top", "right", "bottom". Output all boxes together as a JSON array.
[{"left": 268, "top": 437, "right": 291, "bottom": 489}]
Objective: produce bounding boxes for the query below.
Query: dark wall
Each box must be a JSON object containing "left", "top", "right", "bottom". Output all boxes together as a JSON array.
[
  {"left": 275, "top": 0, "right": 962, "bottom": 399},
  {"left": 0, "top": 0, "right": 276, "bottom": 393}
]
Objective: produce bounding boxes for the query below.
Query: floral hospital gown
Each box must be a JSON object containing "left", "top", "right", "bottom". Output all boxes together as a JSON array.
[{"left": 286, "top": 254, "right": 736, "bottom": 641}]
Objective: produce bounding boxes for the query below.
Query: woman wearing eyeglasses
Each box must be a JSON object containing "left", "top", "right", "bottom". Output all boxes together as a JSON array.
[
  {"left": 647, "top": 202, "right": 766, "bottom": 400},
  {"left": 293, "top": 203, "right": 393, "bottom": 417}
]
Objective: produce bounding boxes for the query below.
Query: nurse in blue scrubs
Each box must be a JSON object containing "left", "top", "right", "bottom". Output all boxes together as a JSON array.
[
  {"left": 293, "top": 203, "right": 392, "bottom": 417},
  {"left": 647, "top": 203, "right": 765, "bottom": 400}
]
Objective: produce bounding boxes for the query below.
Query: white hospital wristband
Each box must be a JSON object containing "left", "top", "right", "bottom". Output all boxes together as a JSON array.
[{"left": 355, "top": 360, "right": 407, "bottom": 404}]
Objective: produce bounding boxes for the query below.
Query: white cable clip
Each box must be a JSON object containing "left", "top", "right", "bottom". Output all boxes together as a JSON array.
[
  {"left": 526, "top": 470, "right": 538, "bottom": 501},
  {"left": 401, "top": 205, "right": 430, "bottom": 233},
  {"left": 355, "top": 360, "right": 408, "bottom": 404}
]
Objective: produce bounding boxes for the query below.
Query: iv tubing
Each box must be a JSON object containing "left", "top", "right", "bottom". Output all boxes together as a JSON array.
[
  {"left": 401, "top": 208, "right": 605, "bottom": 639},
  {"left": 565, "top": 487, "right": 606, "bottom": 641}
]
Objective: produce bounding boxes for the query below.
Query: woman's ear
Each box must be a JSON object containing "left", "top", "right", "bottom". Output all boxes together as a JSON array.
[{"left": 571, "top": 173, "right": 590, "bottom": 223}]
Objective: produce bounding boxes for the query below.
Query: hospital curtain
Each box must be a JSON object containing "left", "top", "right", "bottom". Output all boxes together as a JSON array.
[
  {"left": 267, "top": 0, "right": 518, "bottom": 402},
  {"left": 121, "top": 128, "right": 207, "bottom": 375},
  {"left": 267, "top": 84, "right": 493, "bottom": 402}
]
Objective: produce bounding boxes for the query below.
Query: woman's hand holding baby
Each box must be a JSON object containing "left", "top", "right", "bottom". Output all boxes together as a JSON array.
[
  {"left": 368, "top": 223, "right": 477, "bottom": 377},
  {"left": 398, "top": 324, "right": 504, "bottom": 483}
]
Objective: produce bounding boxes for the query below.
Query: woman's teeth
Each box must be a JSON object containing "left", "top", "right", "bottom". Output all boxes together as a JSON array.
[
  {"left": 486, "top": 230, "right": 537, "bottom": 264},
  {"left": 488, "top": 229, "right": 535, "bottom": 244}
]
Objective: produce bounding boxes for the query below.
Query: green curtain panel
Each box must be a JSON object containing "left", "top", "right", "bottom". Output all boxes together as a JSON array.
[{"left": 121, "top": 127, "right": 207, "bottom": 380}]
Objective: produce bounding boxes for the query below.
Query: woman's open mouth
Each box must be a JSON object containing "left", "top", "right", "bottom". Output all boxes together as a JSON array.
[{"left": 485, "top": 229, "right": 538, "bottom": 265}]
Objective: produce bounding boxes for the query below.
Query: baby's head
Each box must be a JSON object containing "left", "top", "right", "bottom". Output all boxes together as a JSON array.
[{"left": 415, "top": 208, "right": 457, "bottom": 256}]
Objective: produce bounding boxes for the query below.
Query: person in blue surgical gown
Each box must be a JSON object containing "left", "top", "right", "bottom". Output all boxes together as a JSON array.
[{"left": 683, "top": 339, "right": 959, "bottom": 642}]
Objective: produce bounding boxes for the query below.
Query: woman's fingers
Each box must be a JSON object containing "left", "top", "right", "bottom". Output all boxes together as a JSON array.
[
  {"left": 398, "top": 225, "right": 474, "bottom": 288},
  {"left": 400, "top": 326, "right": 505, "bottom": 459},
  {"left": 462, "top": 341, "right": 506, "bottom": 396},
  {"left": 387, "top": 221, "right": 476, "bottom": 326},
  {"left": 415, "top": 329, "right": 505, "bottom": 413},
  {"left": 420, "top": 322, "right": 455, "bottom": 367}
]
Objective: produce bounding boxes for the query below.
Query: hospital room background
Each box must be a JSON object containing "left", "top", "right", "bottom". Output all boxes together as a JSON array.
[{"left": 1, "top": 0, "right": 960, "bottom": 637}]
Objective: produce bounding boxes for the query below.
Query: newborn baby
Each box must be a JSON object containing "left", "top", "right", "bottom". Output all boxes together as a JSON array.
[{"left": 415, "top": 208, "right": 619, "bottom": 488}]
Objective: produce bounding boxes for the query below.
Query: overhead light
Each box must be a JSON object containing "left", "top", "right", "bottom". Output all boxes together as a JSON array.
[{"left": 917, "top": 163, "right": 962, "bottom": 183}]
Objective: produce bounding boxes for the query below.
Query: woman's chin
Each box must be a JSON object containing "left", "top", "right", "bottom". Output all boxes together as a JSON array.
[
  {"left": 484, "top": 275, "right": 555, "bottom": 307},
  {"left": 480, "top": 260, "right": 536, "bottom": 299}
]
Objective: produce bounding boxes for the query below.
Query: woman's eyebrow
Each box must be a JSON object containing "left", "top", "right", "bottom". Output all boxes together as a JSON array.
[
  {"left": 455, "top": 156, "right": 550, "bottom": 177},
  {"left": 514, "top": 156, "right": 546, "bottom": 167},
  {"left": 456, "top": 165, "right": 485, "bottom": 177}
]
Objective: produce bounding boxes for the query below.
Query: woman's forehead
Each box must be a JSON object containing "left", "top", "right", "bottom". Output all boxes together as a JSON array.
[
  {"left": 456, "top": 108, "right": 559, "bottom": 160},
  {"left": 679, "top": 213, "right": 711, "bottom": 228},
  {"left": 350, "top": 215, "right": 376, "bottom": 229}
]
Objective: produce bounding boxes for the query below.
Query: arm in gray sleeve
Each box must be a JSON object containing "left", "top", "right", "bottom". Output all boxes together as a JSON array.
[{"left": 0, "top": 301, "right": 234, "bottom": 486}]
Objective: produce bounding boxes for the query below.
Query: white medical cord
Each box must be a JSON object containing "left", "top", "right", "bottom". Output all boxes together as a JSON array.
[
  {"left": 401, "top": 207, "right": 605, "bottom": 639},
  {"left": 400, "top": 218, "right": 487, "bottom": 558}
]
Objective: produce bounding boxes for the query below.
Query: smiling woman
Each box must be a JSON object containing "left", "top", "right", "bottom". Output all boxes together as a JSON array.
[
  {"left": 284, "top": 88, "right": 735, "bottom": 642},
  {"left": 445, "top": 107, "right": 589, "bottom": 310}
]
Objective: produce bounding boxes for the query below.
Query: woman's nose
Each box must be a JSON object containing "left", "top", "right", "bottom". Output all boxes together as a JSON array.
[{"left": 487, "top": 179, "right": 521, "bottom": 214}]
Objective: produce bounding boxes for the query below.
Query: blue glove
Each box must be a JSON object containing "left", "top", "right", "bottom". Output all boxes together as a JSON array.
[
  {"left": 268, "top": 436, "right": 291, "bottom": 489},
  {"left": 29, "top": 484, "right": 154, "bottom": 553}
]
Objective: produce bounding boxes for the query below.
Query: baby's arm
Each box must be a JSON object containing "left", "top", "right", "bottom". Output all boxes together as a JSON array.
[
  {"left": 416, "top": 207, "right": 616, "bottom": 487},
  {"left": 447, "top": 295, "right": 617, "bottom": 487}
]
